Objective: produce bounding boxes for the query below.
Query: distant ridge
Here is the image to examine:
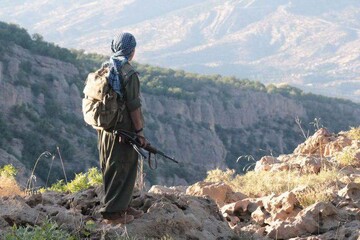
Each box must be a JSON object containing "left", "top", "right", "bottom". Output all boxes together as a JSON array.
[{"left": 1, "top": 0, "right": 359, "bottom": 102}]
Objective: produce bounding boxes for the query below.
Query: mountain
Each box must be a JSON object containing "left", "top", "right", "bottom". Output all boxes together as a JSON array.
[
  {"left": 0, "top": 22, "right": 360, "bottom": 188},
  {"left": 1, "top": 0, "right": 360, "bottom": 102}
]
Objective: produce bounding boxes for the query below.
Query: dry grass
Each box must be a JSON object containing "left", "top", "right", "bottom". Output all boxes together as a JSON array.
[
  {"left": 205, "top": 168, "right": 341, "bottom": 197},
  {"left": 334, "top": 146, "right": 358, "bottom": 166},
  {"left": 347, "top": 126, "right": 360, "bottom": 140},
  {"left": 0, "top": 176, "right": 24, "bottom": 197},
  {"left": 295, "top": 185, "right": 333, "bottom": 208}
]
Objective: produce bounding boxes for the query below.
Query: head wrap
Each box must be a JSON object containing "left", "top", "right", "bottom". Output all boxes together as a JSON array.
[
  {"left": 105, "top": 32, "right": 136, "bottom": 96},
  {"left": 111, "top": 32, "right": 136, "bottom": 58}
]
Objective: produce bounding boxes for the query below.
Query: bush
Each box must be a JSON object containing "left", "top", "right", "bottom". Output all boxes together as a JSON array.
[
  {"left": 347, "top": 126, "right": 360, "bottom": 140},
  {"left": 47, "top": 167, "right": 102, "bottom": 193},
  {"left": 3, "top": 218, "right": 75, "bottom": 240},
  {"left": 19, "top": 61, "right": 32, "bottom": 73},
  {"left": 0, "top": 164, "right": 17, "bottom": 178}
]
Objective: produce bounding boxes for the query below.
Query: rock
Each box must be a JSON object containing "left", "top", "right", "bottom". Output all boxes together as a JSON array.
[
  {"left": 222, "top": 212, "right": 240, "bottom": 227},
  {"left": 35, "top": 204, "right": 85, "bottom": 232},
  {"left": 265, "top": 202, "right": 341, "bottom": 239},
  {"left": 262, "top": 192, "right": 301, "bottom": 222},
  {"left": 0, "top": 195, "right": 45, "bottom": 228},
  {"left": 225, "top": 191, "right": 248, "bottom": 203},
  {"left": 338, "top": 182, "right": 360, "bottom": 202},
  {"left": 221, "top": 197, "right": 255, "bottom": 216},
  {"left": 63, "top": 187, "right": 100, "bottom": 215},
  {"left": 25, "top": 193, "right": 42, "bottom": 207},
  {"left": 149, "top": 185, "right": 187, "bottom": 195},
  {"left": 294, "top": 128, "right": 332, "bottom": 156},
  {"left": 251, "top": 207, "right": 268, "bottom": 225},
  {"left": 254, "top": 156, "right": 280, "bottom": 172},
  {"left": 1, "top": 186, "right": 236, "bottom": 239},
  {"left": 323, "top": 135, "right": 352, "bottom": 157},
  {"left": 186, "top": 181, "right": 234, "bottom": 206},
  {"left": 125, "top": 194, "right": 236, "bottom": 239},
  {"left": 254, "top": 154, "right": 330, "bottom": 174},
  {"left": 315, "top": 220, "right": 360, "bottom": 240}
]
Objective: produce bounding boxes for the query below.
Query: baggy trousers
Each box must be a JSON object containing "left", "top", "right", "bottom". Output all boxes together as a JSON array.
[{"left": 98, "top": 130, "right": 138, "bottom": 214}]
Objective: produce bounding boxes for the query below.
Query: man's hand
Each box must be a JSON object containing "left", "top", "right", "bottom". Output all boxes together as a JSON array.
[
  {"left": 136, "top": 131, "right": 149, "bottom": 147},
  {"left": 130, "top": 108, "right": 147, "bottom": 146}
]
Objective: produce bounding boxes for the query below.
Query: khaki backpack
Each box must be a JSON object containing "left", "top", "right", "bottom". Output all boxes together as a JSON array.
[{"left": 82, "top": 65, "right": 131, "bottom": 130}]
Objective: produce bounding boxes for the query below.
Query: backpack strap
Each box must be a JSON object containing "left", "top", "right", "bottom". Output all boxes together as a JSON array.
[{"left": 120, "top": 62, "right": 137, "bottom": 87}]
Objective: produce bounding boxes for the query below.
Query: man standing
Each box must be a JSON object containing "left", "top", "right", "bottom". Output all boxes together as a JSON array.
[{"left": 98, "top": 32, "right": 146, "bottom": 224}]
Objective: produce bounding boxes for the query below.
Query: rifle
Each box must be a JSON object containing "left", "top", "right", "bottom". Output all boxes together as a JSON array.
[{"left": 113, "top": 129, "right": 178, "bottom": 169}]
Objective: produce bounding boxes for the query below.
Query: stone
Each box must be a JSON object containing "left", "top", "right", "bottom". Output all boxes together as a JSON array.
[
  {"left": 221, "top": 199, "right": 251, "bottom": 215},
  {"left": 225, "top": 191, "right": 248, "bottom": 204},
  {"left": 294, "top": 128, "right": 332, "bottom": 156},
  {"left": 186, "top": 181, "right": 233, "bottom": 206},
  {"left": 0, "top": 195, "right": 45, "bottom": 228},
  {"left": 323, "top": 135, "right": 352, "bottom": 157},
  {"left": 309, "top": 220, "right": 360, "bottom": 240},
  {"left": 265, "top": 202, "right": 340, "bottom": 239},
  {"left": 254, "top": 156, "right": 280, "bottom": 172},
  {"left": 338, "top": 182, "right": 360, "bottom": 202},
  {"left": 125, "top": 195, "right": 236, "bottom": 239},
  {"left": 148, "top": 185, "right": 187, "bottom": 195},
  {"left": 251, "top": 207, "right": 267, "bottom": 225},
  {"left": 263, "top": 192, "right": 300, "bottom": 221}
]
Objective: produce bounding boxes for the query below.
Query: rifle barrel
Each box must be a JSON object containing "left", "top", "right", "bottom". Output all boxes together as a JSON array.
[{"left": 115, "top": 129, "right": 178, "bottom": 164}]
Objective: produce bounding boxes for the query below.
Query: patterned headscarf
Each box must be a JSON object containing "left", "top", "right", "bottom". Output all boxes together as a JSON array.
[
  {"left": 111, "top": 32, "right": 137, "bottom": 58},
  {"left": 106, "top": 32, "right": 137, "bottom": 96}
]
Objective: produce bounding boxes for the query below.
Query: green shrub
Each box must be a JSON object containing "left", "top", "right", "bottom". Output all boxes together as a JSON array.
[
  {"left": 0, "top": 164, "right": 17, "bottom": 178},
  {"left": 19, "top": 61, "right": 32, "bottom": 73},
  {"left": 48, "top": 167, "right": 102, "bottom": 193},
  {"left": 3, "top": 218, "right": 75, "bottom": 240},
  {"left": 47, "top": 179, "right": 67, "bottom": 192}
]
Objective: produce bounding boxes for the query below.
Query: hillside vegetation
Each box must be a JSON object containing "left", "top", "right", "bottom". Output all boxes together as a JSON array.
[{"left": 0, "top": 21, "right": 360, "bottom": 188}]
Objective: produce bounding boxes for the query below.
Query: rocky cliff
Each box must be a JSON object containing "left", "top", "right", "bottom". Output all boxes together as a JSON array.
[{"left": 1, "top": 34, "right": 360, "bottom": 187}]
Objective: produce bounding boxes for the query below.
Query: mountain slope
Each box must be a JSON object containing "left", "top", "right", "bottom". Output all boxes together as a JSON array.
[
  {"left": 1, "top": 0, "right": 359, "bottom": 102},
  {"left": 0, "top": 22, "right": 359, "bottom": 188}
]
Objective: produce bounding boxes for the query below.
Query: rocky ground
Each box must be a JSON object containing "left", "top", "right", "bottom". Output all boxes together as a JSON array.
[{"left": 0, "top": 128, "right": 359, "bottom": 239}]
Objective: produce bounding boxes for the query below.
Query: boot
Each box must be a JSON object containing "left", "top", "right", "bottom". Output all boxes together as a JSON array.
[
  {"left": 126, "top": 207, "right": 144, "bottom": 218},
  {"left": 102, "top": 212, "right": 134, "bottom": 224}
]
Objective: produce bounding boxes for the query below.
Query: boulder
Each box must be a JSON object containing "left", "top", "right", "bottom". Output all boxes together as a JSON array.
[
  {"left": 265, "top": 202, "right": 341, "bottom": 239},
  {"left": 311, "top": 220, "right": 360, "bottom": 240},
  {"left": 125, "top": 194, "right": 236, "bottom": 239},
  {"left": 254, "top": 156, "right": 280, "bottom": 172},
  {"left": 294, "top": 128, "right": 332, "bottom": 156},
  {"left": 338, "top": 182, "right": 360, "bottom": 202},
  {"left": 0, "top": 195, "right": 45, "bottom": 229},
  {"left": 262, "top": 192, "right": 301, "bottom": 222},
  {"left": 221, "top": 198, "right": 259, "bottom": 214},
  {"left": 251, "top": 207, "right": 268, "bottom": 225},
  {"left": 323, "top": 135, "right": 352, "bottom": 157},
  {"left": 186, "top": 181, "right": 244, "bottom": 206}
]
